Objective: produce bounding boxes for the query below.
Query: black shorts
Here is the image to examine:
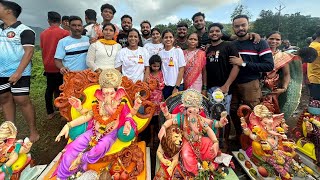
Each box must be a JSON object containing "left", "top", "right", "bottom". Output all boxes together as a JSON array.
[{"left": 0, "top": 76, "right": 31, "bottom": 96}]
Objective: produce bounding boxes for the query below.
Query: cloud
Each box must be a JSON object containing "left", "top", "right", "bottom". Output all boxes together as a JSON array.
[
  {"left": 123, "top": 0, "right": 238, "bottom": 26},
  {"left": 13, "top": 0, "right": 238, "bottom": 28}
]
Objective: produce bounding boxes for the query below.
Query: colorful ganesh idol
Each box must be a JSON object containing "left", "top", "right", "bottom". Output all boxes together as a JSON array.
[
  {"left": 158, "top": 89, "right": 230, "bottom": 178},
  {"left": 239, "top": 105, "right": 315, "bottom": 179},
  {"left": 0, "top": 121, "right": 32, "bottom": 180},
  {"left": 54, "top": 69, "right": 143, "bottom": 180}
]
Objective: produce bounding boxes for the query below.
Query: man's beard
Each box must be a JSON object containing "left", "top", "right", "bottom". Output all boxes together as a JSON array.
[
  {"left": 195, "top": 26, "right": 204, "bottom": 31},
  {"left": 122, "top": 26, "right": 131, "bottom": 32},
  {"left": 236, "top": 31, "right": 247, "bottom": 37},
  {"left": 142, "top": 31, "right": 150, "bottom": 36},
  {"left": 211, "top": 38, "right": 221, "bottom": 42},
  {"left": 177, "top": 34, "right": 186, "bottom": 39}
]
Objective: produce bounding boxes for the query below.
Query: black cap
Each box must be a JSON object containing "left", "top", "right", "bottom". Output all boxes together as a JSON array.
[
  {"left": 48, "top": 11, "right": 61, "bottom": 22},
  {"left": 85, "top": 9, "right": 97, "bottom": 21}
]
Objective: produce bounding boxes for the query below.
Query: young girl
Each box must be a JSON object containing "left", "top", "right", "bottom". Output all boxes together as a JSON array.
[
  {"left": 140, "top": 55, "right": 164, "bottom": 145},
  {"left": 158, "top": 29, "right": 186, "bottom": 99},
  {"left": 148, "top": 54, "right": 165, "bottom": 116},
  {"left": 183, "top": 33, "right": 206, "bottom": 93},
  {"left": 144, "top": 28, "right": 164, "bottom": 55}
]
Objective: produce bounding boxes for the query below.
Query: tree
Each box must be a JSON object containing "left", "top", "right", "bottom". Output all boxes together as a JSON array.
[
  {"left": 252, "top": 10, "right": 277, "bottom": 37},
  {"left": 230, "top": 4, "right": 252, "bottom": 22},
  {"left": 252, "top": 10, "right": 320, "bottom": 47}
]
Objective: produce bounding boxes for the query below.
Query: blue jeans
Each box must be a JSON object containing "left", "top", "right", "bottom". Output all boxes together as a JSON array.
[
  {"left": 162, "top": 84, "right": 184, "bottom": 100},
  {"left": 309, "top": 83, "right": 320, "bottom": 100}
]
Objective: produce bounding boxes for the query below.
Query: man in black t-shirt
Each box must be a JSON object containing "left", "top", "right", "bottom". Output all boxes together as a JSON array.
[
  {"left": 117, "top": 14, "right": 132, "bottom": 47},
  {"left": 204, "top": 23, "right": 240, "bottom": 142},
  {"left": 205, "top": 23, "right": 240, "bottom": 95}
]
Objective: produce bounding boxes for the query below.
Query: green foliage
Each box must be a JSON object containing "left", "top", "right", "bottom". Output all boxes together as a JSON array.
[
  {"left": 230, "top": 4, "right": 252, "bottom": 22},
  {"left": 31, "top": 50, "right": 45, "bottom": 97},
  {"left": 155, "top": 18, "right": 196, "bottom": 35},
  {"left": 252, "top": 10, "right": 320, "bottom": 47}
]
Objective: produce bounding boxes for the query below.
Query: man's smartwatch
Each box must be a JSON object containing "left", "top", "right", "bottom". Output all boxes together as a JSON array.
[{"left": 241, "top": 62, "right": 247, "bottom": 67}]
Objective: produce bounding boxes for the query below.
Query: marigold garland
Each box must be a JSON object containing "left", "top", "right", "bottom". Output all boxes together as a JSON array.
[{"left": 92, "top": 102, "right": 124, "bottom": 125}]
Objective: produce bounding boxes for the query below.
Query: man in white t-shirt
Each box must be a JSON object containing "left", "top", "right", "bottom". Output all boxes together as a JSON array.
[{"left": 140, "top": 20, "right": 152, "bottom": 46}]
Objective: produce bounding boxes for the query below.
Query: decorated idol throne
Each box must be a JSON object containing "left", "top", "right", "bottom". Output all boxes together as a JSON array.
[{"left": 45, "top": 69, "right": 155, "bottom": 180}]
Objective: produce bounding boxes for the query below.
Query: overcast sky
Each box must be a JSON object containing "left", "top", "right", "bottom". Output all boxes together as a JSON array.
[{"left": 12, "top": 0, "right": 320, "bottom": 29}]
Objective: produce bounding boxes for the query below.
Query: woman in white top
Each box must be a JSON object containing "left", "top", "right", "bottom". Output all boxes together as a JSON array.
[
  {"left": 115, "top": 28, "right": 150, "bottom": 83},
  {"left": 86, "top": 23, "right": 122, "bottom": 73},
  {"left": 158, "top": 29, "right": 186, "bottom": 99},
  {"left": 144, "top": 27, "right": 164, "bottom": 55}
]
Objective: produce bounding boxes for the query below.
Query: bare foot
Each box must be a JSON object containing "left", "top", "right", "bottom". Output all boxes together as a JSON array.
[
  {"left": 29, "top": 131, "right": 40, "bottom": 143},
  {"left": 69, "top": 154, "right": 82, "bottom": 171}
]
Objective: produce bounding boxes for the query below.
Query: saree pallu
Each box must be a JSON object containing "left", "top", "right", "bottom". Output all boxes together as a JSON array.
[{"left": 183, "top": 49, "right": 206, "bottom": 91}]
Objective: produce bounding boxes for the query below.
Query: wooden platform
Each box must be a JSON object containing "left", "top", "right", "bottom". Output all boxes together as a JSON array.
[{"left": 232, "top": 150, "right": 319, "bottom": 180}]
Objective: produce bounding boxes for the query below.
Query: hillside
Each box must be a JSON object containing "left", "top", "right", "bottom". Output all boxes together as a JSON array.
[{"left": 29, "top": 26, "right": 44, "bottom": 45}]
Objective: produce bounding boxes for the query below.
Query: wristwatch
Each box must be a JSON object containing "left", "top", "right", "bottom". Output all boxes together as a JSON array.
[
  {"left": 174, "top": 85, "right": 180, "bottom": 89},
  {"left": 241, "top": 62, "right": 247, "bottom": 67}
]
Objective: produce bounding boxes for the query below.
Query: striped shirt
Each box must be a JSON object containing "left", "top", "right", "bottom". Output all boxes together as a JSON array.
[
  {"left": 233, "top": 39, "right": 274, "bottom": 84},
  {"left": 0, "top": 21, "right": 35, "bottom": 77},
  {"left": 54, "top": 36, "right": 90, "bottom": 71}
]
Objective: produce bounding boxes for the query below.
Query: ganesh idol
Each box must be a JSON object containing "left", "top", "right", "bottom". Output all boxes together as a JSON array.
[
  {"left": 158, "top": 89, "right": 228, "bottom": 176},
  {"left": 54, "top": 69, "right": 142, "bottom": 179}
]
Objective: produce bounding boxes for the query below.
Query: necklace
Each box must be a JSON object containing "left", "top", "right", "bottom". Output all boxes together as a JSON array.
[{"left": 103, "top": 45, "right": 114, "bottom": 57}]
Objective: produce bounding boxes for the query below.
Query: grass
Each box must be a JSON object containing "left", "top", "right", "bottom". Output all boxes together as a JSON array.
[{"left": 0, "top": 50, "right": 67, "bottom": 165}]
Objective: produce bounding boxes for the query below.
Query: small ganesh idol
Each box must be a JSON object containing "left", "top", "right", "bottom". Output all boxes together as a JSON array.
[
  {"left": 54, "top": 69, "right": 142, "bottom": 180},
  {"left": 0, "top": 121, "right": 32, "bottom": 180},
  {"left": 158, "top": 89, "right": 228, "bottom": 176},
  {"left": 239, "top": 105, "right": 313, "bottom": 179}
]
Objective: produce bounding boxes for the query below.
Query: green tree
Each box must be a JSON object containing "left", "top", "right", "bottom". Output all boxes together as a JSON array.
[
  {"left": 230, "top": 4, "right": 252, "bottom": 22},
  {"left": 252, "top": 10, "right": 277, "bottom": 37},
  {"left": 252, "top": 10, "right": 320, "bottom": 47}
]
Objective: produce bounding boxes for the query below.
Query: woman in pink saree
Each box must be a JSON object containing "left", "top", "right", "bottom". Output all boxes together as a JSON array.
[{"left": 183, "top": 33, "right": 207, "bottom": 94}]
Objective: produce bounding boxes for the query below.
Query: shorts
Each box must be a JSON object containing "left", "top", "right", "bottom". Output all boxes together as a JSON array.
[{"left": 0, "top": 76, "right": 31, "bottom": 96}]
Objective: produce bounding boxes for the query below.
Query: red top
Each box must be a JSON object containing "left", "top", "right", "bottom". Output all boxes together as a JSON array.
[{"left": 40, "top": 26, "right": 70, "bottom": 72}]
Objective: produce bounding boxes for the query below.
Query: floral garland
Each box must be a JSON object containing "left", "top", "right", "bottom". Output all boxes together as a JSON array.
[
  {"left": 89, "top": 102, "right": 125, "bottom": 147},
  {"left": 92, "top": 103, "right": 124, "bottom": 125}
]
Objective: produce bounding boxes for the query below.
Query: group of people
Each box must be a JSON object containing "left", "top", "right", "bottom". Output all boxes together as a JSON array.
[{"left": 0, "top": 0, "right": 319, "bottom": 159}]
